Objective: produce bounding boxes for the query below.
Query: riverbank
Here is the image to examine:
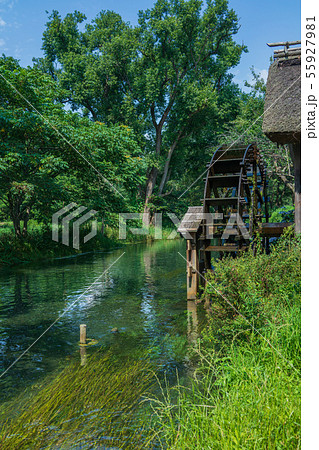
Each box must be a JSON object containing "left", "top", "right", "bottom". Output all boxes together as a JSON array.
[
  {"left": 150, "top": 230, "right": 301, "bottom": 448},
  {"left": 0, "top": 220, "right": 175, "bottom": 266}
]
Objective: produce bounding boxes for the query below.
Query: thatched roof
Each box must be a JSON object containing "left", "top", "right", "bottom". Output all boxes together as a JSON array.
[
  {"left": 178, "top": 206, "right": 203, "bottom": 234},
  {"left": 262, "top": 58, "right": 301, "bottom": 144}
]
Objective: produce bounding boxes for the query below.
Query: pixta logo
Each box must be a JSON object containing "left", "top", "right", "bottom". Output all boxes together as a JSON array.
[
  {"left": 52, "top": 203, "right": 97, "bottom": 249},
  {"left": 119, "top": 212, "right": 251, "bottom": 241}
]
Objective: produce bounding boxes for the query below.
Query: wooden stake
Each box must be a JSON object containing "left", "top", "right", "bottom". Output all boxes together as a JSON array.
[
  {"left": 80, "top": 324, "right": 87, "bottom": 344},
  {"left": 80, "top": 346, "right": 87, "bottom": 366}
]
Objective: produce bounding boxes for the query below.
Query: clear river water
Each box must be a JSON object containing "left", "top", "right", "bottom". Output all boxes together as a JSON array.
[{"left": 0, "top": 239, "right": 204, "bottom": 406}]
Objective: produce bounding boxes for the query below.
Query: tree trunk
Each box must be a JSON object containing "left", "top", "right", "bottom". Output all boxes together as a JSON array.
[
  {"left": 143, "top": 92, "right": 180, "bottom": 225},
  {"left": 143, "top": 123, "right": 163, "bottom": 226},
  {"left": 13, "top": 217, "right": 21, "bottom": 237},
  {"left": 22, "top": 207, "right": 30, "bottom": 237},
  {"left": 158, "top": 133, "right": 182, "bottom": 195},
  {"left": 101, "top": 217, "right": 104, "bottom": 235},
  {"left": 166, "top": 167, "right": 172, "bottom": 187},
  {"left": 8, "top": 194, "right": 22, "bottom": 237},
  {"left": 143, "top": 166, "right": 158, "bottom": 226}
]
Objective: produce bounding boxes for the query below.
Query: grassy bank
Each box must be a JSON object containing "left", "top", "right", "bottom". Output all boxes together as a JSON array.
[
  {"left": 150, "top": 231, "right": 301, "bottom": 449},
  {"left": 0, "top": 220, "right": 175, "bottom": 266}
]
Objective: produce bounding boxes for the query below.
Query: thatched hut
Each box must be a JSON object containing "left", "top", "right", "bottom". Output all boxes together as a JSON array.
[
  {"left": 262, "top": 58, "right": 301, "bottom": 143},
  {"left": 262, "top": 42, "right": 301, "bottom": 232}
]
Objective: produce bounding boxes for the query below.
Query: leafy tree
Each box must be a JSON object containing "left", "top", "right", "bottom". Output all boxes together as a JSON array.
[
  {"left": 0, "top": 56, "right": 69, "bottom": 236},
  {"left": 37, "top": 0, "right": 246, "bottom": 222},
  {"left": 0, "top": 56, "right": 145, "bottom": 237},
  {"left": 35, "top": 10, "right": 130, "bottom": 122}
]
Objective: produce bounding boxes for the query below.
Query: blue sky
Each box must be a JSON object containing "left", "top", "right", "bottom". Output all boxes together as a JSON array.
[{"left": 0, "top": 0, "right": 300, "bottom": 89}]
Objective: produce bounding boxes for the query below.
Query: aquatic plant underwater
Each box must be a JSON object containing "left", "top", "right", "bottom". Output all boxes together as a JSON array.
[{"left": 0, "top": 350, "right": 154, "bottom": 449}]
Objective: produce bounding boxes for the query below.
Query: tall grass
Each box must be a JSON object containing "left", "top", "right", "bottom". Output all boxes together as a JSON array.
[{"left": 149, "top": 231, "right": 301, "bottom": 449}]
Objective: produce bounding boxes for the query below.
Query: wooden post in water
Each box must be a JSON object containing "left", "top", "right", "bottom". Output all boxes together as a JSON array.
[
  {"left": 177, "top": 206, "right": 204, "bottom": 300},
  {"left": 80, "top": 324, "right": 87, "bottom": 366},
  {"left": 80, "top": 324, "right": 87, "bottom": 345},
  {"left": 186, "top": 237, "right": 199, "bottom": 300},
  {"left": 80, "top": 346, "right": 87, "bottom": 366}
]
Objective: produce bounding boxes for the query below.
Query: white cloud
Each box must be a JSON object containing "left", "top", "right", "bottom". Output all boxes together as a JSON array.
[
  {"left": 0, "top": 38, "right": 5, "bottom": 47},
  {"left": 0, "top": 17, "right": 6, "bottom": 27},
  {"left": 245, "top": 68, "right": 268, "bottom": 86},
  {"left": 259, "top": 69, "right": 268, "bottom": 83}
]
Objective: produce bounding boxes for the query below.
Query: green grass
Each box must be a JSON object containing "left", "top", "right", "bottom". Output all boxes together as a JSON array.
[{"left": 148, "top": 230, "right": 301, "bottom": 449}]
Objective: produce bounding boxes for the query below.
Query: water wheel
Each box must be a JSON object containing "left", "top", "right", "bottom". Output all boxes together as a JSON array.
[{"left": 201, "top": 143, "right": 269, "bottom": 271}]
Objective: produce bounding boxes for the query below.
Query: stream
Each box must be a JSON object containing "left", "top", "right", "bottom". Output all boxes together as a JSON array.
[{"left": 0, "top": 239, "right": 204, "bottom": 405}]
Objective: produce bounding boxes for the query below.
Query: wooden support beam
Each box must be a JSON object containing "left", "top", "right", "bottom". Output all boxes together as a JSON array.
[
  {"left": 258, "top": 222, "right": 294, "bottom": 237},
  {"left": 186, "top": 237, "right": 200, "bottom": 300},
  {"left": 204, "top": 245, "right": 247, "bottom": 252},
  {"left": 289, "top": 143, "right": 301, "bottom": 233}
]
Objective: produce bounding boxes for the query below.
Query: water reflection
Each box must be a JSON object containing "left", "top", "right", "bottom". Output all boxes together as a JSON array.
[
  {"left": 0, "top": 239, "right": 207, "bottom": 402},
  {"left": 187, "top": 300, "right": 199, "bottom": 346},
  {"left": 140, "top": 250, "right": 156, "bottom": 330}
]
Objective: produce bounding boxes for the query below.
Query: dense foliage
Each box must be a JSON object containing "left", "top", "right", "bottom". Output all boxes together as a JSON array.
[
  {"left": 35, "top": 0, "right": 246, "bottom": 220},
  {"left": 0, "top": 56, "right": 145, "bottom": 236}
]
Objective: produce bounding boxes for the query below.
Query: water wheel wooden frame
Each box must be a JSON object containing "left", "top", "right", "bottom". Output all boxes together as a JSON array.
[
  {"left": 201, "top": 143, "right": 269, "bottom": 269},
  {"left": 179, "top": 143, "right": 293, "bottom": 299}
]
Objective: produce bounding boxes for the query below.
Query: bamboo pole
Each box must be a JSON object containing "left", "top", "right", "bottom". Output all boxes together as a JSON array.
[
  {"left": 274, "top": 48, "right": 301, "bottom": 55},
  {"left": 267, "top": 40, "right": 301, "bottom": 47}
]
